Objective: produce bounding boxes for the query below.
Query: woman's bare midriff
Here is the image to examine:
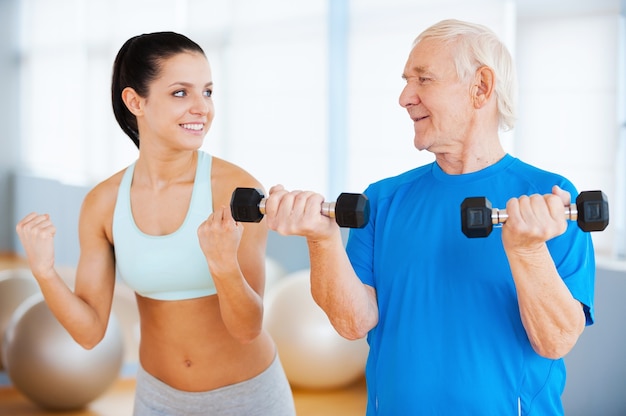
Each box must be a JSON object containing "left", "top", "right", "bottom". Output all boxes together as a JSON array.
[{"left": 135, "top": 293, "right": 277, "bottom": 392}]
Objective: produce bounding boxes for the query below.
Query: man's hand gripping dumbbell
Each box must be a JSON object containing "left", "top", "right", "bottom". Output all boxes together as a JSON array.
[
  {"left": 231, "top": 187, "right": 370, "bottom": 228},
  {"left": 461, "top": 189, "right": 609, "bottom": 238}
]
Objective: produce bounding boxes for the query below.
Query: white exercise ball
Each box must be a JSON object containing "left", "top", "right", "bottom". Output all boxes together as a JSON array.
[
  {"left": 0, "top": 268, "right": 40, "bottom": 370},
  {"left": 2, "top": 293, "right": 125, "bottom": 410},
  {"left": 264, "top": 270, "right": 369, "bottom": 390}
]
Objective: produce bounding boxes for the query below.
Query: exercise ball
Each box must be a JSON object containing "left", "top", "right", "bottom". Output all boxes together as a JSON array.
[
  {"left": 0, "top": 268, "right": 40, "bottom": 370},
  {"left": 2, "top": 293, "right": 125, "bottom": 411},
  {"left": 264, "top": 270, "right": 369, "bottom": 390}
]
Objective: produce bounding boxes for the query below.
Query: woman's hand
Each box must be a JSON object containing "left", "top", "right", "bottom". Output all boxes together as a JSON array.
[
  {"left": 197, "top": 205, "right": 243, "bottom": 274},
  {"left": 15, "top": 213, "right": 57, "bottom": 279}
]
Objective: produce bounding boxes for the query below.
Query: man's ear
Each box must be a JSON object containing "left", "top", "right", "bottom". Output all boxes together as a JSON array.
[
  {"left": 121, "top": 87, "right": 144, "bottom": 116},
  {"left": 471, "top": 66, "right": 495, "bottom": 108}
]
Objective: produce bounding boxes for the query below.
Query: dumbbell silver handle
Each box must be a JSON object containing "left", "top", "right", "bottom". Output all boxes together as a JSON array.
[
  {"left": 491, "top": 206, "right": 578, "bottom": 225},
  {"left": 257, "top": 199, "right": 338, "bottom": 219}
]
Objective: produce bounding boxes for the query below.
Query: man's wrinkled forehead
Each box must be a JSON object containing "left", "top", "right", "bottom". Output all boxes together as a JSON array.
[{"left": 402, "top": 39, "right": 455, "bottom": 79}]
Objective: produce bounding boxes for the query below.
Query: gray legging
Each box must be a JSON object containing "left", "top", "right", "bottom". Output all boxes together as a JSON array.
[{"left": 133, "top": 354, "right": 295, "bottom": 416}]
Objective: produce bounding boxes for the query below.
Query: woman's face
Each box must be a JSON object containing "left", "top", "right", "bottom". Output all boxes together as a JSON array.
[{"left": 138, "top": 51, "right": 215, "bottom": 151}]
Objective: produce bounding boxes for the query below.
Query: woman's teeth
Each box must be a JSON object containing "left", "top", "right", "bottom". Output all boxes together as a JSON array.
[{"left": 181, "top": 123, "right": 203, "bottom": 131}]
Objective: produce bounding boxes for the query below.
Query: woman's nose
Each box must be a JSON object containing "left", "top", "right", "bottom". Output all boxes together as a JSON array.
[{"left": 191, "top": 94, "right": 210, "bottom": 115}]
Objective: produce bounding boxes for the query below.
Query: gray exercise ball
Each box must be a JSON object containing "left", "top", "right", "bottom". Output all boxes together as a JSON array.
[
  {"left": 0, "top": 268, "right": 40, "bottom": 370},
  {"left": 2, "top": 293, "right": 125, "bottom": 411}
]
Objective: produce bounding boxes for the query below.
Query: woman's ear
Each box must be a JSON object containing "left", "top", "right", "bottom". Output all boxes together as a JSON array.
[
  {"left": 121, "top": 87, "right": 143, "bottom": 116},
  {"left": 471, "top": 66, "right": 495, "bottom": 108}
]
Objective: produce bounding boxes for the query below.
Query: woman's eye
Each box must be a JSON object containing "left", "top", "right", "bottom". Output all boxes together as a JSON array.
[
  {"left": 419, "top": 77, "right": 430, "bottom": 83},
  {"left": 204, "top": 90, "right": 212, "bottom": 98},
  {"left": 173, "top": 90, "right": 186, "bottom": 97}
]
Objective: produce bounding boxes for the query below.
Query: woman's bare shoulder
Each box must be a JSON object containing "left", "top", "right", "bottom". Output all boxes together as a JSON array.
[
  {"left": 83, "top": 168, "right": 128, "bottom": 208},
  {"left": 210, "top": 156, "right": 264, "bottom": 205}
]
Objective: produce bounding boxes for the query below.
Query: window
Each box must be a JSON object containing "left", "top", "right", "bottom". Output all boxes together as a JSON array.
[{"left": 16, "top": 0, "right": 622, "bottom": 258}]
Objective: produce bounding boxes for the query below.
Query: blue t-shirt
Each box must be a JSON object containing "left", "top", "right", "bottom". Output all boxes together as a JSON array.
[{"left": 346, "top": 154, "right": 595, "bottom": 415}]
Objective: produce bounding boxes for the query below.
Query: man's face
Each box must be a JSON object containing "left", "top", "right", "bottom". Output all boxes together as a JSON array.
[{"left": 399, "top": 38, "right": 475, "bottom": 153}]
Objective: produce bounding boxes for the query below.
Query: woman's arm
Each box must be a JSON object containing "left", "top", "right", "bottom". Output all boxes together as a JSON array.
[
  {"left": 197, "top": 157, "right": 268, "bottom": 343},
  {"left": 15, "top": 181, "right": 117, "bottom": 349}
]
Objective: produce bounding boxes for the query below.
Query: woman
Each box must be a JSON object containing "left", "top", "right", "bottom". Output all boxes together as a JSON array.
[{"left": 15, "top": 32, "right": 295, "bottom": 415}]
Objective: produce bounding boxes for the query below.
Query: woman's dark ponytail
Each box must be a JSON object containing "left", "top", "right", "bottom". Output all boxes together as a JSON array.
[{"left": 111, "top": 35, "right": 141, "bottom": 148}]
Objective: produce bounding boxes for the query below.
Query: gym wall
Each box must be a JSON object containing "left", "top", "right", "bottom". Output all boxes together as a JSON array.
[{"left": 0, "top": 0, "right": 20, "bottom": 252}]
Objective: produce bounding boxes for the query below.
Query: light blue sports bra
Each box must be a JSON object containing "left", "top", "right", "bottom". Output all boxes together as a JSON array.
[{"left": 112, "top": 151, "right": 217, "bottom": 301}]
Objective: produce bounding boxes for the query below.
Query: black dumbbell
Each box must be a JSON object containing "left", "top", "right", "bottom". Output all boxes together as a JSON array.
[
  {"left": 461, "top": 190, "right": 609, "bottom": 238},
  {"left": 230, "top": 187, "right": 370, "bottom": 228}
]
